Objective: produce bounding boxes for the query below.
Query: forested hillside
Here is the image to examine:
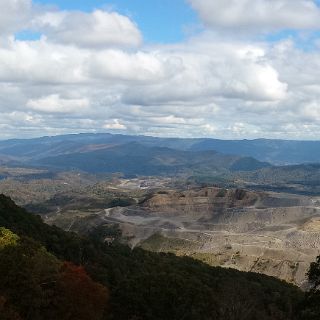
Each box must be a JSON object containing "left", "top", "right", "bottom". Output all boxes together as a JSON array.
[{"left": 1, "top": 194, "right": 320, "bottom": 319}]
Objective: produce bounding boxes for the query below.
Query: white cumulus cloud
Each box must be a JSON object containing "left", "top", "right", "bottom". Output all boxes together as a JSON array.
[
  {"left": 26, "top": 94, "right": 90, "bottom": 113},
  {"left": 188, "top": 0, "right": 320, "bottom": 32},
  {"left": 0, "top": 0, "right": 32, "bottom": 35},
  {"left": 33, "top": 9, "right": 142, "bottom": 48}
]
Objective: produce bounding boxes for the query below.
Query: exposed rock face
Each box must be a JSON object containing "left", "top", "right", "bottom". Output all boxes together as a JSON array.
[
  {"left": 99, "top": 187, "right": 320, "bottom": 287},
  {"left": 143, "top": 188, "right": 259, "bottom": 216}
]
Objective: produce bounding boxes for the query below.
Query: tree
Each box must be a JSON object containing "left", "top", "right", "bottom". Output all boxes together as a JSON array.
[
  {"left": 299, "top": 256, "right": 320, "bottom": 319},
  {"left": 0, "top": 227, "right": 19, "bottom": 249},
  {"left": 0, "top": 235, "right": 61, "bottom": 320},
  {"left": 53, "top": 262, "right": 109, "bottom": 320},
  {"left": 308, "top": 256, "right": 320, "bottom": 289},
  {"left": 0, "top": 229, "right": 109, "bottom": 320}
]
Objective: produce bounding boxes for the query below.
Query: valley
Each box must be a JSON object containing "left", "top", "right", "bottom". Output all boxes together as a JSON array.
[
  {"left": 0, "top": 133, "right": 319, "bottom": 289},
  {"left": 0, "top": 167, "right": 319, "bottom": 287}
]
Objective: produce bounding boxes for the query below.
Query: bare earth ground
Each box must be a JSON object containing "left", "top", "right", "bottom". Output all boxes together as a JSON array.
[{"left": 87, "top": 187, "right": 320, "bottom": 287}]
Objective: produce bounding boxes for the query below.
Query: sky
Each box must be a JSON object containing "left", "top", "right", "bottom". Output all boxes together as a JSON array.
[{"left": 1, "top": 1, "right": 320, "bottom": 140}]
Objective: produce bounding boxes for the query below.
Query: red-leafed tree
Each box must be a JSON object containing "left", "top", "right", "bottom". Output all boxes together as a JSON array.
[{"left": 53, "top": 262, "right": 109, "bottom": 320}]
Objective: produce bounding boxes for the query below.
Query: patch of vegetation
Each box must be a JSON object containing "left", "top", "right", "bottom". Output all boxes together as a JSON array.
[
  {"left": 89, "top": 224, "right": 122, "bottom": 243},
  {"left": 0, "top": 227, "right": 19, "bottom": 249},
  {"left": 188, "top": 174, "right": 236, "bottom": 188},
  {"left": 216, "top": 188, "right": 227, "bottom": 197},
  {"left": 188, "top": 252, "right": 221, "bottom": 267},
  {"left": 300, "top": 256, "right": 320, "bottom": 319},
  {"left": 157, "top": 190, "right": 170, "bottom": 195},
  {"left": 140, "top": 233, "right": 199, "bottom": 252},
  {"left": 108, "top": 197, "right": 135, "bottom": 208},
  {"left": 235, "top": 188, "right": 247, "bottom": 200}
]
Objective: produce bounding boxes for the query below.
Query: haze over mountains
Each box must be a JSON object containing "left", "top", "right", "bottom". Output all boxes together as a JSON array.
[
  {"left": 0, "top": 133, "right": 319, "bottom": 166},
  {"left": 0, "top": 134, "right": 319, "bottom": 195}
]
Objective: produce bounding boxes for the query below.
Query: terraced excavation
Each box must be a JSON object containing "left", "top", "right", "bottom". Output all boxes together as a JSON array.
[{"left": 84, "top": 187, "right": 320, "bottom": 287}]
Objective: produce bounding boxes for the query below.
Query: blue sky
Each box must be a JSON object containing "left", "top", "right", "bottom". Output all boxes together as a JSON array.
[
  {"left": 34, "top": 0, "right": 199, "bottom": 43},
  {"left": 31, "top": 0, "right": 320, "bottom": 47}
]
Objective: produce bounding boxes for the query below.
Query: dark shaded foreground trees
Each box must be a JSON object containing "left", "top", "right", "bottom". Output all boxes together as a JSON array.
[
  {"left": 298, "top": 256, "right": 320, "bottom": 319},
  {"left": 0, "top": 227, "right": 108, "bottom": 320}
]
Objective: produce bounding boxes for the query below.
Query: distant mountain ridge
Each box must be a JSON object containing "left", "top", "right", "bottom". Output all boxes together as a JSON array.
[
  {"left": 36, "top": 142, "right": 270, "bottom": 175},
  {"left": 0, "top": 133, "right": 319, "bottom": 165},
  {"left": 189, "top": 139, "right": 320, "bottom": 165},
  {"left": 1, "top": 133, "right": 320, "bottom": 165}
]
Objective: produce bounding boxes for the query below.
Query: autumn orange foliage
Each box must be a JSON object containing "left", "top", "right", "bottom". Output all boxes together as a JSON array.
[{"left": 54, "top": 262, "right": 109, "bottom": 320}]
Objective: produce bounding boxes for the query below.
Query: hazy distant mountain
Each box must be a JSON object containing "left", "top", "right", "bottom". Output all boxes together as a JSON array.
[
  {"left": 237, "top": 163, "right": 320, "bottom": 195},
  {"left": 0, "top": 133, "right": 319, "bottom": 165},
  {"left": 0, "top": 133, "right": 191, "bottom": 160},
  {"left": 35, "top": 142, "right": 270, "bottom": 176},
  {"left": 189, "top": 139, "right": 320, "bottom": 165}
]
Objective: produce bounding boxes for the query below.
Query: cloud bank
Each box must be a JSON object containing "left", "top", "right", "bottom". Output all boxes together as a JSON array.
[{"left": 0, "top": 0, "right": 320, "bottom": 139}]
